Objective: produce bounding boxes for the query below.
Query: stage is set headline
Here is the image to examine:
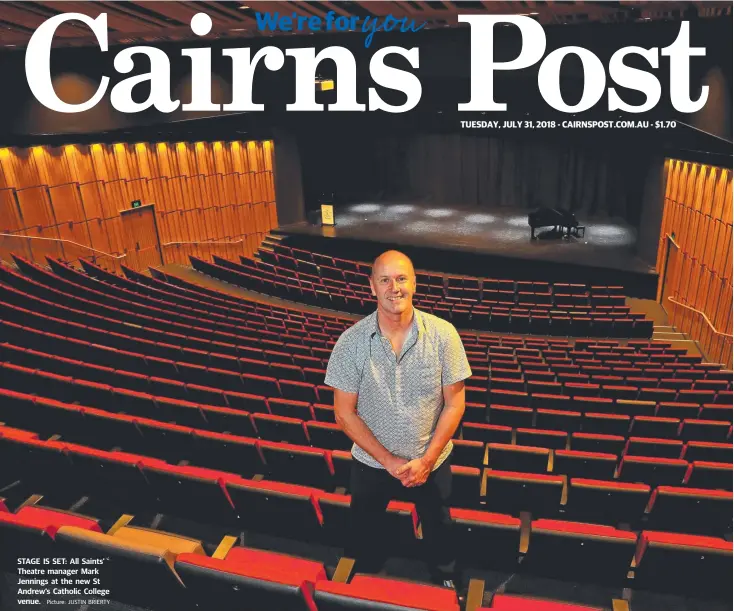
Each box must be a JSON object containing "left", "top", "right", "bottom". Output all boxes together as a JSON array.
[{"left": 25, "top": 11, "right": 708, "bottom": 115}]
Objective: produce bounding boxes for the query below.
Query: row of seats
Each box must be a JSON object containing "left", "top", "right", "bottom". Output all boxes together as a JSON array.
[
  {"left": 5, "top": 334, "right": 733, "bottom": 462},
  {"left": 5, "top": 304, "right": 726, "bottom": 427},
  {"left": 489, "top": 375, "right": 729, "bottom": 394},
  {"left": 266, "top": 241, "right": 624, "bottom": 297},
  {"left": 2, "top": 423, "right": 731, "bottom": 602},
  {"left": 2, "top": 387, "right": 730, "bottom": 540},
  {"left": 5, "top": 312, "right": 722, "bottom": 414},
  {"left": 483, "top": 356, "right": 722, "bottom": 373},
  {"left": 454, "top": 431, "right": 732, "bottom": 469},
  {"left": 259, "top": 244, "right": 628, "bottom": 305},
  {"left": 5, "top": 332, "right": 732, "bottom": 448},
  {"left": 452, "top": 437, "right": 730, "bottom": 487},
  {"left": 484, "top": 346, "right": 705, "bottom": 362},
  {"left": 484, "top": 402, "right": 732, "bottom": 441},
  {"left": 2, "top": 260, "right": 732, "bottom": 456},
  {"left": 460, "top": 423, "right": 732, "bottom": 462},
  {"left": 1, "top": 270, "right": 732, "bottom": 452},
  {"left": 250, "top": 255, "right": 633, "bottom": 315},
  {"left": 6, "top": 320, "right": 729, "bottom": 445},
  {"left": 0, "top": 350, "right": 333, "bottom": 406},
  {"left": 194, "top": 256, "right": 653, "bottom": 337},
  {"left": 0, "top": 283, "right": 342, "bottom": 363},
  {"left": 0, "top": 388, "right": 350, "bottom": 490},
  {"left": 487, "top": 385, "right": 732, "bottom": 407},
  {"left": 24, "top": 253, "right": 732, "bottom": 382},
  {"left": 483, "top": 350, "right": 711, "bottom": 366},
  {"left": 465, "top": 335, "right": 687, "bottom": 350},
  {"left": 2, "top": 498, "right": 716, "bottom": 611},
  {"left": 3, "top": 359, "right": 730, "bottom": 486},
  {"left": 229, "top": 253, "right": 637, "bottom": 319},
  {"left": 0, "top": 497, "right": 461, "bottom": 611},
  {"left": 0, "top": 268, "right": 728, "bottom": 478},
  {"left": 252, "top": 255, "right": 632, "bottom": 315},
  {"left": 0, "top": 312, "right": 334, "bottom": 376},
  {"left": 1, "top": 255, "right": 731, "bottom": 607},
  {"left": 49, "top": 254, "right": 351, "bottom": 336},
  {"left": 2, "top": 258, "right": 347, "bottom": 353},
  {"left": 3, "top": 351, "right": 731, "bottom": 491}
]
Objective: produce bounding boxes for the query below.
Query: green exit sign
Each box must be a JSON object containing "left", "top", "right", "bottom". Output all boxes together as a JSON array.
[{"left": 131, "top": 200, "right": 142, "bottom": 209}]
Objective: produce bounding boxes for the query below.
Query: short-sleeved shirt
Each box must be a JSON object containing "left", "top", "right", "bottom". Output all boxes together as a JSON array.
[{"left": 324, "top": 308, "right": 472, "bottom": 470}]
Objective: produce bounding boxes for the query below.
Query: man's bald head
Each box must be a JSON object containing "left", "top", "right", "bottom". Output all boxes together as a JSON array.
[
  {"left": 371, "top": 250, "right": 415, "bottom": 279},
  {"left": 369, "top": 250, "right": 417, "bottom": 317}
]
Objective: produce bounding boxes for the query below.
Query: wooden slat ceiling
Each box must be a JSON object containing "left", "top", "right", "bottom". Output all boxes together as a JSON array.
[{"left": 0, "top": 1, "right": 729, "bottom": 49}]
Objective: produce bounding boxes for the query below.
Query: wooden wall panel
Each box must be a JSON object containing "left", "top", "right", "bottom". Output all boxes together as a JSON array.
[
  {"left": 15, "top": 185, "right": 64, "bottom": 261},
  {"left": 64, "top": 145, "right": 97, "bottom": 185},
  {"left": 0, "top": 139, "right": 277, "bottom": 272},
  {"left": 77, "top": 180, "right": 122, "bottom": 273},
  {"left": 657, "top": 159, "right": 733, "bottom": 369},
  {"left": 47, "top": 182, "right": 91, "bottom": 265},
  {"left": 0, "top": 188, "right": 31, "bottom": 261}
]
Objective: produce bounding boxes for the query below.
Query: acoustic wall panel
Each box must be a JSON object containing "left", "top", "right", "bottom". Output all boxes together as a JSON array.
[
  {"left": 658, "top": 160, "right": 733, "bottom": 369},
  {"left": 0, "top": 140, "right": 277, "bottom": 273}
]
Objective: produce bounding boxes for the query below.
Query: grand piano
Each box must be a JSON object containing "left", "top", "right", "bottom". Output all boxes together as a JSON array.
[{"left": 528, "top": 207, "right": 584, "bottom": 239}]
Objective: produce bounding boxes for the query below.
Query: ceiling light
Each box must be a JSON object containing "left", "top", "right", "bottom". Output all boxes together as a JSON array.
[
  {"left": 239, "top": 5, "right": 250, "bottom": 8},
  {"left": 231, "top": 28, "right": 246, "bottom": 31}
]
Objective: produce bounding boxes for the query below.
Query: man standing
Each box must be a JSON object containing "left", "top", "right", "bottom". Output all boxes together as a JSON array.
[{"left": 324, "top": 250, "right": 471, "bottom": 588}]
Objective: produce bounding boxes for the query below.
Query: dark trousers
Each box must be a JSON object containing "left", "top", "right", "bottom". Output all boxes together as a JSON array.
[{"left": 348, "top": 457, "right": 455, "bottom": 581}]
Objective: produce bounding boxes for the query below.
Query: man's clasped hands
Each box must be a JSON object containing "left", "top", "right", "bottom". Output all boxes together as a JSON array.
[{"left": 384, "top": 454, "right": 434, "bottom": 488}]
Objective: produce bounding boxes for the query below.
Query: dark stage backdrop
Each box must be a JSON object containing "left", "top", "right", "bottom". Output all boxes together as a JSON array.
[{"left": 300, "top": 132, "right": 651, "bottom": 224}]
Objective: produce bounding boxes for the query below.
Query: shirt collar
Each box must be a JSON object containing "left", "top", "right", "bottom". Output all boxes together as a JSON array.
[{"left": 368, "top": 307, "right": 424, "bottom": 339}]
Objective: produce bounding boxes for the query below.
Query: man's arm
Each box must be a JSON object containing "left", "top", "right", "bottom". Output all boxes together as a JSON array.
[
  {"left": 397, "top": 380, "right": 466, "bottom": 487},
  {"left": 423, "top": 380, "right": 466, "bottom": 467},
  {"left": 334, "top": 388, "right": 408, "bottom": 479}
]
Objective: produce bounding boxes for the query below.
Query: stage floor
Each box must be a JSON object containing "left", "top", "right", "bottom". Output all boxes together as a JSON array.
[{"left": 285, "top": 203, "right": 654, "bottom": 275}]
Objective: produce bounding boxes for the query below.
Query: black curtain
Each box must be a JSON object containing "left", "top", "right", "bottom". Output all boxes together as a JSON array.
[
  {"left": 372, "top": 134, "right": 648, "bottom": 223},
  {"left": 298, "top": 131, "right": 650, "bottom": 225}
]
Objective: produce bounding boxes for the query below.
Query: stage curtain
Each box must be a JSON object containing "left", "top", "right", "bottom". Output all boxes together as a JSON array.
[{"left": 368, "top": 133, "right": 648, "bottom": 223}]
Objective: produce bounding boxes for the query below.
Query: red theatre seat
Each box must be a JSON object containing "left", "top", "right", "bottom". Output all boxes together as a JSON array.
[
  {"left": 484, "top": 470, "right": 563, "bottom": 517},
  {"left": 314, "top": 574, "right": 461, "bottom": 611},
  {"left": 524, "top": 519, "right": 637, "bottom": 584},
  {"left": 635, "top": 531, "right": 733, "bottom": 598},
  {"left": 566, "top": 479, "right": 650, "bottom": 525},
  {"left": 618, "top": 456, "right": 688, "bottom": 487},
  {"left": 0, "top": 505, "right": 102, "bottom": 571},
  {"left": 450, "top": 508, "right": 521, "bottom": 570},
  {"left": 554, "top": 450, "right": 617, "bottom": 480},
  {"left": 175, "top": 546, "right": 326, "bottom": 611},
  {"left": 646, "top": 486, "right": 732, "bottom": 536}
]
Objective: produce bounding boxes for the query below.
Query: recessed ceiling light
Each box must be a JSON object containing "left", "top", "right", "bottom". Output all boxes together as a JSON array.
[
  {"left": 239, "top": 5, "right": 250, "bottom": 8},
  {"left": 231, "top": 28, "right": 246, "bottom": 31}
]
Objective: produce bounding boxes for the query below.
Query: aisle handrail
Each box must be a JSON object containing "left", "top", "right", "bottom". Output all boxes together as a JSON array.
[
  {"left": 0, "top": 233, "right": 126, "bottom": 260},
  {"left": 667, "top": 296, "right": 733, "bottom": 338},
  {"left": 161, "top": 232, "right": 266, "bottom": 247}
]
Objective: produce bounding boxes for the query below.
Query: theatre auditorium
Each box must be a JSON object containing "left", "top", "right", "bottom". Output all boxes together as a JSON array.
[{"left": 0, "top": 2, "right": 732, "bottom": 610}]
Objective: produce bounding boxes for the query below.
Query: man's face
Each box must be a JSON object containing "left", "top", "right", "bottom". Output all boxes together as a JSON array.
[{"left": 369, "top": 254, "right": 417, "bottom": 316}]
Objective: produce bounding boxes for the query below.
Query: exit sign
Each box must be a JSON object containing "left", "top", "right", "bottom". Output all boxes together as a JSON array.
[{"left": 131, "top": 200, "right": 142, "bottom": 209}]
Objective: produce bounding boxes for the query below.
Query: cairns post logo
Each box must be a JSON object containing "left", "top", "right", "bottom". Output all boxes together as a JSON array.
[{"left": 254, "top": 10, "right": 427, "bottom": 47}]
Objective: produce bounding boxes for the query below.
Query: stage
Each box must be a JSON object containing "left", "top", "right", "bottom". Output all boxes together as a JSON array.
[{"left": 276, "top": 203, "right": 659, "bottom": 298}]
